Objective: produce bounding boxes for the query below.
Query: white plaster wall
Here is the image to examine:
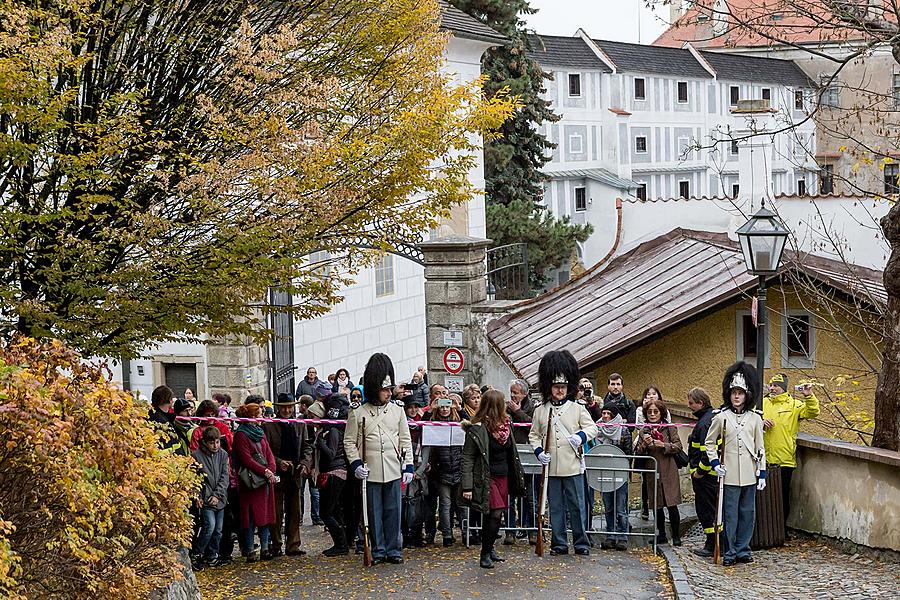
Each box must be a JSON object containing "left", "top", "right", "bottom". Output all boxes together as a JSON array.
[
  {"left": 615, "top": 195, "right": 889, "bottom": 270},
  {"left": 127, "top": 340, "right": 208, "bottom": 401}
]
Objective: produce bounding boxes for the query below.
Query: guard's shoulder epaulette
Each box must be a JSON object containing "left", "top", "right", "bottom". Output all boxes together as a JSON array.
[
  {"left": 350, "top": 401, "right": 361, "bottom": 410},
  {"left": 752, "top": 408, "right": 764, "bottom": 416},
  {"left": 392, "top": 399, "right": 404, "bottom": 407},
  {"left": 712, "top": 408, "right": 723, "bottom": 415}
]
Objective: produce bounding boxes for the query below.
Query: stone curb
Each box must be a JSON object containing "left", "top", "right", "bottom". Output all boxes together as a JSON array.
[{"left": 657, "top": 544, "right": 696, "bottom": 600}]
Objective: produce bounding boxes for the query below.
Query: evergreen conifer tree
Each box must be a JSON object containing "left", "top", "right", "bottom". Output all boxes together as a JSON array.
[{"left": 450, "top": 0, "right": 592, "bottom": 289}]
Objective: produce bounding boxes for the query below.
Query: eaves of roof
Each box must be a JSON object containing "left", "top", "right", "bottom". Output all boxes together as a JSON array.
[
  {"left": 545, "top": 168, "right": 639, "bottom": 190},
  {"left": 438, "top": 0, "right": 507, "bottom": 45}
]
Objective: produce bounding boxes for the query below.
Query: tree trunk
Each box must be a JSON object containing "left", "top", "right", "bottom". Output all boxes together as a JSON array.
[{"left": 874, "top": 204, "right": 900, "bottom": 451}]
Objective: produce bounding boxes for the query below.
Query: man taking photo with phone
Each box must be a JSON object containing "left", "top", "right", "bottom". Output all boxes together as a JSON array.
[{"left": 762, "top": 373, "right": 820, "bottom": 539}]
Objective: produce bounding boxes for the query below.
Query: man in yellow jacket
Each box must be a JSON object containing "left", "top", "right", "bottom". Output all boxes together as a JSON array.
[{"left": 762, "top": 373, "right": 819, "bottom": 537}]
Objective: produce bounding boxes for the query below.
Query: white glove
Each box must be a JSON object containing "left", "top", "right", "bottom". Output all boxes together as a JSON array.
[
  {"left": 538, "top": 452, "right": 551, "bottom": 465},
  {"left": 568, "top": 434, "right": 583, "bottom": 448},
  {"left": 402, "top": 472, "right": 413, "bottom": 485},
  {"left": 714, "top": 465, "right": 726, "bottom": 478},
  {"left": 757, "top": 478, "right": 767, "bottom": 491},
  {"left": 355, "top": 465, "right": 369, "bottom": 480}
]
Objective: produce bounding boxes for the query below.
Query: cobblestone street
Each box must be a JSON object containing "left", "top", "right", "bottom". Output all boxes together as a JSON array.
[
  {"left": 196, "top": 523, "right": 673, "bottom": 600},
  {"left": 671, "top": 526, "right": 899, "bottom": 599}
]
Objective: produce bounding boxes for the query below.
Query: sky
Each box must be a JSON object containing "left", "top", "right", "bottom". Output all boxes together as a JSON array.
[{"left": 524, "top": 0, "right": 671, "bottom": 44}]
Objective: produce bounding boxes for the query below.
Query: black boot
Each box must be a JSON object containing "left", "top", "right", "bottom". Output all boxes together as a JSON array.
[
  {"left": 489, "top": 549, "right": 505, "bottom": 562},
  {"left": 479, "top": 553, "right": 494, "bottom": 569}
]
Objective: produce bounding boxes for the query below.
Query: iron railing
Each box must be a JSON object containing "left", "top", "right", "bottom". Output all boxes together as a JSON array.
[{"left": 486, "top": 243, "right": 530, "bottom": 300}]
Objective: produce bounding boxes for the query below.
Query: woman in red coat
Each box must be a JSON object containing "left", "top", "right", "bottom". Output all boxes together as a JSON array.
[{"left": 233, "top": 403, "right": 277, "bottom": 562}]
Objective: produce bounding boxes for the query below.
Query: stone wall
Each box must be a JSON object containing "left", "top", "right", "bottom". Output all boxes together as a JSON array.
[
  {"left": 149, "top": 549, "right": 200, "bottom": 600},
  {"left": 792, "top": 433, "right": 900, "bottom": 552}
]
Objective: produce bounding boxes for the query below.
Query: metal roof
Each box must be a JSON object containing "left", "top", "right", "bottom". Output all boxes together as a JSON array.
[
  {"left": 699, "top": 51, "right": 814, "bottom": 87},
  {"left": 592, "top": 39, "right": 713, "bottom": 79},
  {"left": 438, "top": 1, "right": 507, "bottom": 44},
  {"left": 545, "top": 168, "right": 639, "bottom": 190},
  {"left": 487, "top": 229, "right": 885, "bottom": 382},
  {"left": 526, "top": 34, "right": 612, "bottom": 71}
]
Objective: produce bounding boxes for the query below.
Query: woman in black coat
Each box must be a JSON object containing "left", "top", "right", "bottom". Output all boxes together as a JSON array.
[
  {"left": 460, "top": 390, "right": 526, "bottom": 569},
  {"left": 316, "top": 393, "right": 352, "bottom": 556}
]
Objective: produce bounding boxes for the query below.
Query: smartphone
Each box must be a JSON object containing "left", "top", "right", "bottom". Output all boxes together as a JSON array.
[
  {"left": 794, "top": 384, "right": 809, "bottom": 391},
  {"left": 437, "top": 398, "right": 452, "bottom": 408}
]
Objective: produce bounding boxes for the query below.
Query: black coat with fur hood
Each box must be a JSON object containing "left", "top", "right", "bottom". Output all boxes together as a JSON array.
[{"left": 458, "top": 420, "right": 526, "bottom": 514}]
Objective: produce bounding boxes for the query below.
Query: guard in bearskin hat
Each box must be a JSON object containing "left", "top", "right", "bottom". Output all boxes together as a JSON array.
[
  {"left": 705, "top": 361, "right": 767, "bottom": 566},
  {"left": 344, "top": 353, "right": 414, "bottom": 564},
  {"left": 528, "top": 350, "right": 598, "bottom": 555}
]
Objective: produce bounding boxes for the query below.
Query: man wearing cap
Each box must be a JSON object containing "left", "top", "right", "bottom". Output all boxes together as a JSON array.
[
  {"left": 263, "top": 392, "right": 315, "bottom": 557},
  {"left": 706, "top": 362, "right": 766, "bottom": 566},
  {"left": 529, "top": 350, "right": 599, "bottom": 556},
  {"left": 763, "top": 373, "right": 819, "bottom": 538},
  {"left": 344, "top": 353, "right": 414, "bottom": 564}
]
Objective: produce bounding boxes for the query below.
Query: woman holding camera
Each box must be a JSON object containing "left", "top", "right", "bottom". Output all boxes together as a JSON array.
[
  {"left": 634, "top": 395, "right": 683, "bottom": 546},
  {"left": 460, "top": 390, "right": 526, "bottom": 569}
]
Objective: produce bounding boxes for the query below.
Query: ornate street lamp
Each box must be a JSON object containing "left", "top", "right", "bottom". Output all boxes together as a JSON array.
[{"left": 736, "top": 202, "right": 790, "bottom": 396}]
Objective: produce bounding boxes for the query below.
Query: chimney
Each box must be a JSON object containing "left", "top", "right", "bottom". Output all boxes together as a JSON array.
[{"left": 732, "top": 100, "right": 776, "bottom": 211}]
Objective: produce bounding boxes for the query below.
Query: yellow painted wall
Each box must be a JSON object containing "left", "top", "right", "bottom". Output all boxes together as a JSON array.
[{"left": 591, "top": 284, "right": 881, "bottom": 442}]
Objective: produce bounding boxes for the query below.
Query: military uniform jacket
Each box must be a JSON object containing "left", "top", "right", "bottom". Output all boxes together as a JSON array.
[
  {"left": 529, "top": 400, "right": 599, "bottom": 478},
  {"left": 705, "top": 408, "right": 767, "bottom": 487},
  {"left": 345, "top": 401, "right": 413, "bottom": 484}
]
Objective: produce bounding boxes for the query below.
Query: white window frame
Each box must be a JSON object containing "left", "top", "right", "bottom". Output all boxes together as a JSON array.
[
  {"left": 568, "top": 73, "right": 582, "bottom": 98},
  {"left": 634, "top": 77, "right": 646, "bottom": 101},
  {"left": 574, "top": 186, "right": 587, "bottom": 212},
  {"left": 678, "top": 179, "right": 690, "bottom": 199},
  {"left": 819, "top": 75, "right": 839, "bottom": 108},
  {"left": 731, "top": 183, "right": 740, "bottom": 198},
  {"left": 794, "top": 89, "right": 805, "bottom": 111},
  {"left": 730, "top": 85, "right": 740, "bottom": 107},
  {"left": 781, "top": 310, "right": 816, "bottom": 369},
  {"left": 761, "top": 87, "right": 771, "bottom": 102},
  {"left": 677, "top": 81, "right": 689, "bottom": 104},
  {"left": 635, "top": 135, "right": 648, "bottom": 154},
  {"left": 374, "top": 254, "right": 396, "bottom": 298},
  {"left": 568, "top": 132, "right": 584, "bottom": 155},
  {"left": 677, "top": 136, "right": 690, "bottom": 158},
  {"left": 729, "top": 139, "right": 739, "bottom": 156},
  {"left": 797, "top": 178, "right": 807, "bottom": 196},
  {"left": 636, "top": 182, "right": 648, "bottom": 201}
]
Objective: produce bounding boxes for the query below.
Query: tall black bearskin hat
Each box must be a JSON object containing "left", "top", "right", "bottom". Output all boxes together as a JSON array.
[
  {"left": 538, "top": 350, "right": 580, "bottom": 403},
  {"left": 363, "top": 352, "right": 395, "bottom": 405},
  {"left": 722, "top": 361, "right": 759, "bottom": 410}
]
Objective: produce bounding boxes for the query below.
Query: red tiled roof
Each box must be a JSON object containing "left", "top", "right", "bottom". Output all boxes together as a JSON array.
[{"left": 652, "top": 0, "right": 893, "bottom": 49}]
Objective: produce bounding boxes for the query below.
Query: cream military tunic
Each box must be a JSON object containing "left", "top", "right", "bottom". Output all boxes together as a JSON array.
[
  {"left": 705, "top": 408, "right": 767, "bottom": 487},
  {"left": 344, "top": 401, "right": 413, "bottom": 484},
  {"left": 529, "top": 400, "right": 599, "bottom": 478}
]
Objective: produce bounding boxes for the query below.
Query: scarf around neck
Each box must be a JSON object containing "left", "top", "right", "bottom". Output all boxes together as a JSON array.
[
  {"left": 488, "top": 417, "right": 511, "bottom": 446},
  {"left": 237, "top": 423, "right": 264, "bottom": 443},
  {"left": 597, "top": 414, "right": 624, "bottom": 443}
]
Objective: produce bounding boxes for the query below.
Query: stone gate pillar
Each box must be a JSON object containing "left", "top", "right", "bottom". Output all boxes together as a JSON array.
[
  {"left": 206, "top": 309, "right": 271, "bottom": 403},
  {"left": 418, "top": 235, "right": 491, "bottom": 393}
]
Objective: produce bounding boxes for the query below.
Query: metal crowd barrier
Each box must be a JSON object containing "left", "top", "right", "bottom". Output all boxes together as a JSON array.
[{"left": 462, "top": 444, "right": 659, "bottom": 554}]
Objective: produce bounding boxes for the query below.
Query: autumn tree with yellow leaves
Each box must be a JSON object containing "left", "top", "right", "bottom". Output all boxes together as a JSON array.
[
  {"left": 0, "top": 0, "right": 514, "bottom": 358},
  {"left": 0, "top": 338, "right": 200, "bottom": 598}
]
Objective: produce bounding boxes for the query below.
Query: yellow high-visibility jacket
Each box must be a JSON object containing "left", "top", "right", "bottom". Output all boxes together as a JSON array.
[{"left": 762, "top": 392, "right": 819, "bottom": 468}]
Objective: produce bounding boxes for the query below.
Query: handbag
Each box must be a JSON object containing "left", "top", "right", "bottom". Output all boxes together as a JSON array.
[
  {"left": 238, "top": 442, "right": 268, "bottom": 489},
  {"left": 674, "top": 449, "right": 689, "bottom": 469}
]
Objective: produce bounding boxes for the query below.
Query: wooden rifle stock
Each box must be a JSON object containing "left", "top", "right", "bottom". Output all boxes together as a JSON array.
[
  {"left": 536, "top": 410, "right": 552, "bottom": 557},
  {"left": 361, "top": 417, "right": 373, "bottom": 567}
]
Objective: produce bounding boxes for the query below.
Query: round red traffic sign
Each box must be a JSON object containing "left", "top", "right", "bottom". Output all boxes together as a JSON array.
[{"left": 442, "top": 347, "right": 464, "bottom": 374}]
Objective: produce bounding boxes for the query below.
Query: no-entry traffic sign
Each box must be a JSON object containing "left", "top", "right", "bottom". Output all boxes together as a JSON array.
[{"left": 442, "top": 347, "right": 464, "bottom": 374}]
